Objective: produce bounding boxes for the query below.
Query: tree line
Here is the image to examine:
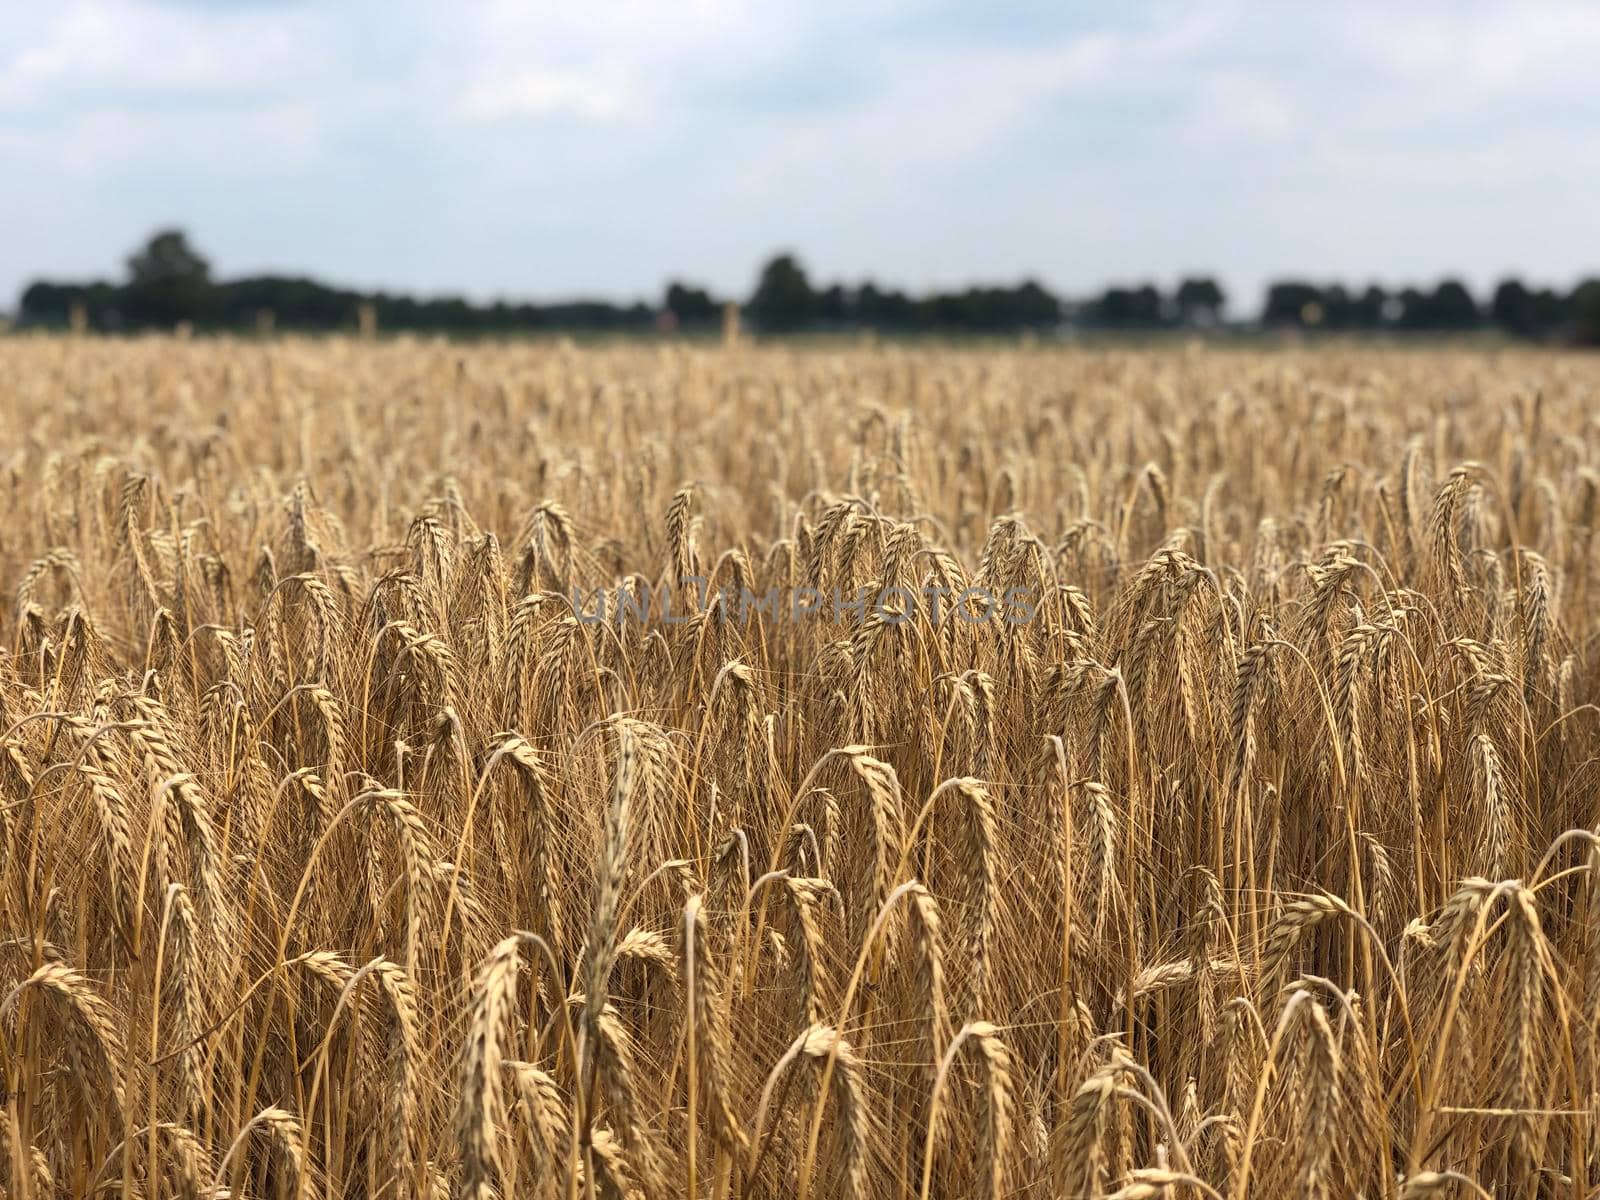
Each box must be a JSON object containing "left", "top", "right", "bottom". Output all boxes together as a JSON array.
[
  {"left": 18, "top": 232, "right": 659, "bottom": 336},
  {"left": 15, "top": 230, "right": 1600, "bottom": 342}
]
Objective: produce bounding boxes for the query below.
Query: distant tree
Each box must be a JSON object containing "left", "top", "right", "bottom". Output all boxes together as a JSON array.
[
  {"left": 127, "top": 229, "right": 210, "bottom": 287},
  {"left": 1320, "top": 284, "right": 1353, "bottom": 329},
  {"left": 1430, "top": 279, "right": 1479, "bottom": 328},
  {"left": 1093, "top": 284, "right": 1165, "bottom": 328},
  {"left": 1393, "top": 287, "right": 1428, "bottom": 329},
  {"left": 1492, "top": 279, "right": 1532, "bottom": 335},
  {"left": 1355, "top": 285, "right": 1390, "bottom": 328},
  {"left": 747, "top": 253, "right": 817, "bottom": 332},
  {"left": 1489, "top": 278, "right": 1568, "bottom": 339},
  {"left": 1572, "top": 278, "right": 1600, "bottom": 345},
  {"left": 1391, "top": 280, "right": 1479, "bottom": 330},
  {"left": 928, "top": 281, "right": 1061, "bottom": 331},
  {"left": 1134, "top": 284, "right": 1164, "bottom": 326},
  {"left": 122, "top": 229, "right": 215, "bottom": 327},
  {"left": 19, "top": 280, "right": 118, "bottom": 328},
  {"left": 855, "top": 282, "right": 883, "bottom": 324},
  {"left": 856, "top": 282, "right": 918, "bottom": 329},
  {"left": 664, "top": 281, "right": 718, "bottom": 325},
  {"left": 18, "top": 281, "right": 78, "bottom": 326},
  {"left": 1010, "top": 279, "right": 1062, "bottom": 327},
  {"left": 1176, "top": 277, "right": 1225, "bottom": 324},
  {"left": 1529, "top": 288, "right": 1567, "bottom": 335},
  {"left": 217, "top": 276, "right": 358, "bottom": 329},
  {"left": 1262, "top": 281, "right": 1326, "bottom": 327},
  {"left": 816, "top": 283, "right": 851, "bottom": 325},
  {"left": 927, "top": 290, "right": 976, "bottom": 328},
  {"left": 1308, "top": 283, "right": 1385, "bottom": 330}
]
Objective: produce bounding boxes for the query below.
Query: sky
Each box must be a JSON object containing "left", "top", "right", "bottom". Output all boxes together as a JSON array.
[{"left": 2, "top": 0, "right": 1598, "bottom": 314}]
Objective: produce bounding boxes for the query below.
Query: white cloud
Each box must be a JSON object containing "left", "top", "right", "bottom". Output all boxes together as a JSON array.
[
  {"left": 1340, "top": 0, "right": 1600, "bottom": 93},
  {"left": 725, "top": 12, "right": 1221, "bottom": 185},
  {"left": 436, "top": 0, "right": 834, "bottom": 126},
  {"left": 0, "top": 1, "right": 322, "bottom": 105},
  {"left": 461, "top": 64, "right": 633, "bottom": 121},
  {"left": 1181, "top": 74, "right": 1293, "bottom": 146}
]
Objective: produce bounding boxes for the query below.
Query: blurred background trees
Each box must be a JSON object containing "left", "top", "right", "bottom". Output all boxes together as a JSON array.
[
  {"left": 747, "top": 253, "right": 817, "bottom": 331},
  {"left": 15, "top": 231, "right": 1600, "bottom": 343}
]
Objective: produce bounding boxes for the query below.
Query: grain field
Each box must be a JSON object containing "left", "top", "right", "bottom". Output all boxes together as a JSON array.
[{"left": 0, "top": 335, "right": 1597, "bottom": 1199}]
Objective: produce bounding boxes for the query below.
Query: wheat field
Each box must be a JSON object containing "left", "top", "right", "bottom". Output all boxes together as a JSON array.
[{"left": 1, "top": 335, "right": 1598, "bottom": 1199}]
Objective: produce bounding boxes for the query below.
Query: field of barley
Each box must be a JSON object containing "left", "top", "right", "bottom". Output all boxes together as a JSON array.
[{"left": 1, "top": 335, "right": 1598, "bottom": 1199}]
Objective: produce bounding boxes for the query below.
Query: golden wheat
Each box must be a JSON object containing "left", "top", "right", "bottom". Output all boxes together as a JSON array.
[{"left": 0, "top": 335, "right": 1598, "bottom": 1198}]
